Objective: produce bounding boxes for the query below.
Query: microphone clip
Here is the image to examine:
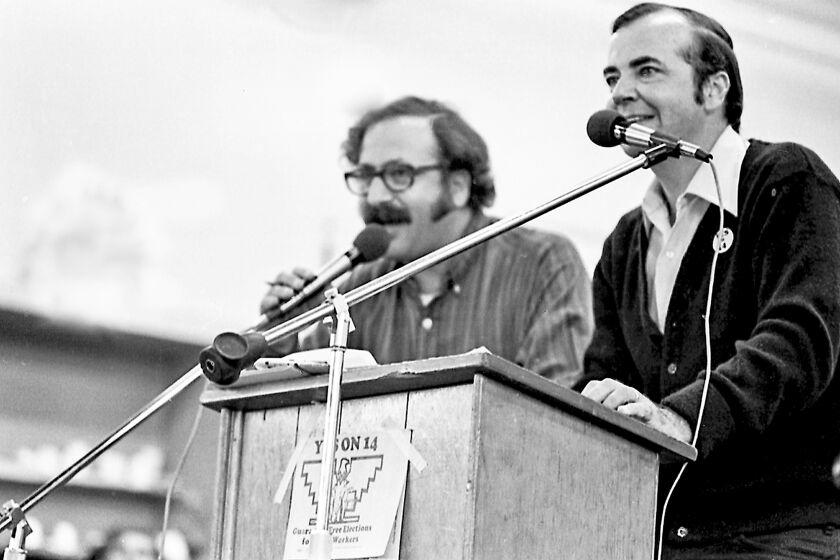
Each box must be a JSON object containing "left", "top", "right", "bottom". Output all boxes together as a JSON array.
[{"left": 641, "top": 143, "right": 681, "bottom": 169}]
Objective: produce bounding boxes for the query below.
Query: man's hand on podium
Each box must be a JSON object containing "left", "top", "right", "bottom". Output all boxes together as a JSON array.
[{"left": 581, "top": 378, "right": 692, "bottom": 443}]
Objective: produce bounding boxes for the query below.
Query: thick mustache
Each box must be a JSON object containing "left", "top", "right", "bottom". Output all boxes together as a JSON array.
[{"left": 361, "top": 204, "right": 412, "bottom": 225}]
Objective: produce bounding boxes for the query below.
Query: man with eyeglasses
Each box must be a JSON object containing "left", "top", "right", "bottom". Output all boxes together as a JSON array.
[{"left": 260, "top": 96, "right": 592, "bottom": 386}]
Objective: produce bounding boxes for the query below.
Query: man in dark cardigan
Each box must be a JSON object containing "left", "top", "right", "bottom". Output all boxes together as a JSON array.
[{"left": 578, "top": 3, "right": 840, "bottom": 558}]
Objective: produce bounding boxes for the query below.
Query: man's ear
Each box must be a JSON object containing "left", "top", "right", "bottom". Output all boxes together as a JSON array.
[
  {"left": 702, "top": 70, "right": 730, "bottom": 113},
  {"left": 447, "top": 170, "right": 472, "bottom": 208}
]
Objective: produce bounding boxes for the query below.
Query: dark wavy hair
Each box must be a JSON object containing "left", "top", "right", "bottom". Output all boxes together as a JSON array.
[
  {"left": 613, "top": 3, "right": 743, "bottom": 132},
  {"left": 342, "top": 96, "right": 496, "bottom": 210}
]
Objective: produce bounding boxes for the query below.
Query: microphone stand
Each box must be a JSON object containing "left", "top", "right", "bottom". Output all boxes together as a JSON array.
[
  {"left": 0, "top": 144, "right": 674, "bottom": 550},
  {"left": 1, "top": 502, "right": 31, "bottom": 560},
  {"left": 307, "top": 288, "right": 354, "bottom": 560}
]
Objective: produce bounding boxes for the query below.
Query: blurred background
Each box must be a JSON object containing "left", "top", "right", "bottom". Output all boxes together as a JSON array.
[{"left": 0, "top": 0, "right": 838, "bottom": 558}]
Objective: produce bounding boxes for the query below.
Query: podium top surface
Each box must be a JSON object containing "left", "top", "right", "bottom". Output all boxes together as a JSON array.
[{"left": 200, "top": 350, "right": 696, "bottom": 462}]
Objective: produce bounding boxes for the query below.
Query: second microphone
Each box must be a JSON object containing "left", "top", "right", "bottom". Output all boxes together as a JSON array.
[{"left": 256, "top": 224, "right": 392, "bottom": 330}]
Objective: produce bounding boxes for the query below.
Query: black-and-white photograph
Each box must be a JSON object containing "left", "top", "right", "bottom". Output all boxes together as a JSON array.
[{"left": 1, "top": 2, "right": 839, "bottom": 559}]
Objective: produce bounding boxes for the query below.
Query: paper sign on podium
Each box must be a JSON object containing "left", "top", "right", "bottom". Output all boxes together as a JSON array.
[{"left": 282, "top": 431, "right": 411, "bottom": 560}]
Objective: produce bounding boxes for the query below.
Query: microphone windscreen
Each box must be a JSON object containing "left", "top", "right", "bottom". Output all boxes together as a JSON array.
[
  {"left": 353, "top": 224, "right": 392, "bottom": 262},
  {"left": 586, "top": 110, "right": 627, "bottom": 147}
]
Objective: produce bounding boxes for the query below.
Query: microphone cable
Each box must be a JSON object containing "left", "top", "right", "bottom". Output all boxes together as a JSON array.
[
  {"left": 157, "top": 401, "right": 206, "bottom": 560},
  {"left": 656, "top": 160, "right": 725, "bottom": 560}
]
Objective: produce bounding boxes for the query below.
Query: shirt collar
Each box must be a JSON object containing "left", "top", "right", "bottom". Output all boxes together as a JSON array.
[
  {"left": 683, "top": 125, "right": 748, "bottom": 216},
  {"left": 642, "top": 125, "right": 748, "bottom": 228}
]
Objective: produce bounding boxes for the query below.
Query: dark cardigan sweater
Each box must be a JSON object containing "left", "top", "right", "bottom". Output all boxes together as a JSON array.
[{"left": 578, "top": 140, "right": 840, "bottom": 542}]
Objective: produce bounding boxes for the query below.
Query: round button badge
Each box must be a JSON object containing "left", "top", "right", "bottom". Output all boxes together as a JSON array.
[{"left": 712, "top": 228, "right": 734, "bottom": 253}]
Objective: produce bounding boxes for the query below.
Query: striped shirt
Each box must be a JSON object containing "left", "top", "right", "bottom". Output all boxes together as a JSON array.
[{"left": 298, "top": 212, "right": 593, "bottom": 387}]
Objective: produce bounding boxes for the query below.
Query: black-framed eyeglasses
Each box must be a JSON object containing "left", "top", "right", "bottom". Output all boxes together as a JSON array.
[{"left": 344, "top": 162, "right": 446, "bottom": 196}]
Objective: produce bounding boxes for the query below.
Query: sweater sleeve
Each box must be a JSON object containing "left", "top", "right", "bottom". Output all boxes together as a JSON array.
[{"left": 663, "top": 144, "right": 840, "bottom": 460}]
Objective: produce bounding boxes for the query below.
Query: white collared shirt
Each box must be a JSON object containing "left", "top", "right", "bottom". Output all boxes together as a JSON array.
[{"left": 643, "top": 126, "right": 748, "bottom": 331}]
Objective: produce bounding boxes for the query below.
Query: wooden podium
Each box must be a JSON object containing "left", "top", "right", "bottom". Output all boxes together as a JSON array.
[{"left": 200, "top": 351, "right": 696, "bottom": 560}]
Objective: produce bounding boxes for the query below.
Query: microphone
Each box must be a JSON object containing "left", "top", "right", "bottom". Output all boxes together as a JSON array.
[
  {"left": 587, "top": 109, "right": 712, "bottom": 163},
  {"left": 255, "top": 224, "right": 391, "bottom": 330}
]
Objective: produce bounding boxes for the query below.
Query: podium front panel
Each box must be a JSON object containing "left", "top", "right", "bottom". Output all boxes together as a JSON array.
[
  {"left": 468, "top": 376, "right": 657, "bottom": 558},
  {"left": 210, "top": 369, "right": 659, "bottom": 560}
]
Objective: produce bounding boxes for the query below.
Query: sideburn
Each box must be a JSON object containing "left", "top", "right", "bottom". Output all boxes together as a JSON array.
[{"left": 430, "top": 188, "right": 457, "bottom": 222}]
